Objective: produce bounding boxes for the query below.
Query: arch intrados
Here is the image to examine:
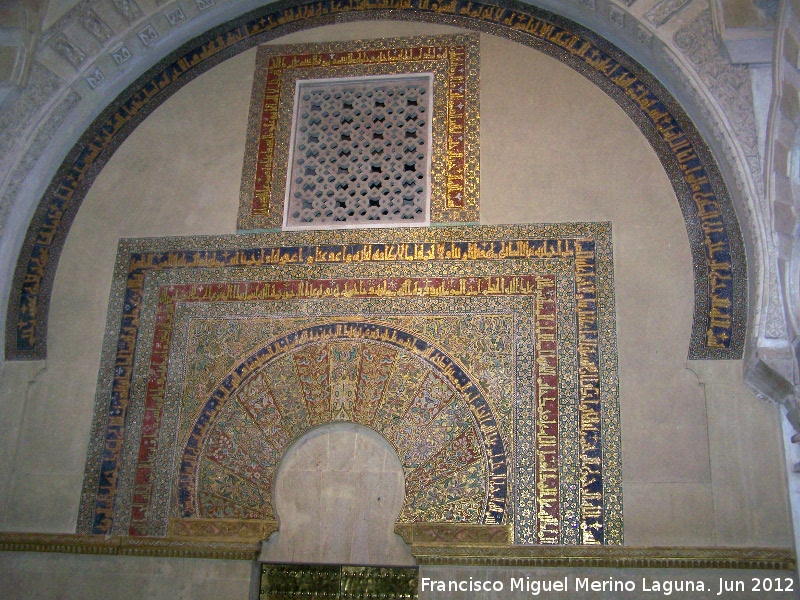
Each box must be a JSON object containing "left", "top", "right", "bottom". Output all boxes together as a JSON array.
[{"left": 271, "top": 421, "right": 405, "bottom": 518}]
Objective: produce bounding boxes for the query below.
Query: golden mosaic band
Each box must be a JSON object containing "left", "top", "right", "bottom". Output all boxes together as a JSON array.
[
  {"left": 167, "top": 519, "right": 509, "bottom": 546},
  {"left": 0, "top": 532, "right": 259, "bottom": 560},
  {"left": 394, "top": 523, "right": 510, "bottom": 546},
  {"left": 411, "top": 545, "right": 796, "bottom": 571},
  {"left": 0, "top": 531, "right": 793, "bottom": 570},
  {"left": 168, "top": 518, "right": 278, "bottom": 541}
]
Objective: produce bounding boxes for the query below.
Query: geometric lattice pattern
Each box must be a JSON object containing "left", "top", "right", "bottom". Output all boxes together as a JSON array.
[
  {"left": 237, "top": 35, "right": 480, "bottom": 231},
  {"left": 285, "top": 75, "right": 432, "bottom": 228}
]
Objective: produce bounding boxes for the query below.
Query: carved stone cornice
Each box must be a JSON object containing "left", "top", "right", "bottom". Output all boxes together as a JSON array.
[
  {"left": 411, "top": 545, "right": 796, "bottom": 570},
  {"left": 0, "top": 532, "right": 793, "bottom": 570},
  {"left": 0, "top": 532, "right": 260, "bottom": 560}
]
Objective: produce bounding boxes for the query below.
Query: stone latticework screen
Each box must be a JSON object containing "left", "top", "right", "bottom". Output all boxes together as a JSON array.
[
  {"left": 78, "top": 224, "right": 620, "bottom": 546},
  {"left": 238, "top": 35, "right": 479, "bottom": 230},
  {"left": 285, "top": 74, "right": 433, "bottom": 228}
]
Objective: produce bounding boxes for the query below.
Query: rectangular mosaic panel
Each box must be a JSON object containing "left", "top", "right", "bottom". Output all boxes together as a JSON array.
[
  {"left": 78, "top": 224, "right": 620, "bottom": 546},
  {"left": 238, "top": 35, "right": 479, "bottom": 230}
]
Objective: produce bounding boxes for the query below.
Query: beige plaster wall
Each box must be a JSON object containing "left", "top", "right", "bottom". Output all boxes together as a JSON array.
[
  {"left": 1, "top": 557, "right": 795, "bottom": 599},
  {"left": 0, "top": 552, "right": 253, "bottom": 599},
  {"left": 0, "top": 20, "right": 791, "bottom": 551}
]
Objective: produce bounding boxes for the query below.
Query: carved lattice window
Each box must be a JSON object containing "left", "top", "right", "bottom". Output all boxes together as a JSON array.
[{"left": 284, "top": 74, "right": 433, "bottom": 229}]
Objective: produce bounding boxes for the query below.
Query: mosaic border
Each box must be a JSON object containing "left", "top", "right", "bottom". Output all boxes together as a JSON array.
[
  {"left": 238, "top": 34, "right": 480, "bottom": 230},
  {"left": 0, "top": 533, "right": 793, "bottom": 570},
  {"left": 76, "top": 224, "right": 620, "bottom": 547},
  {"left": 109, "top": 246, "right": 586, "bottom": 542},
  {"left": 168, "top": 518, "right": 278, "bottom": 541},
  {"left": 6, "top": 0, "right": 745, "bottom": 362}
]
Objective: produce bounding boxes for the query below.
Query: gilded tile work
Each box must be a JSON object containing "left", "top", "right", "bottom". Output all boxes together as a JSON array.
[
  {"left": 78, "top": 224, "right": 620, "bottom": 546},
  {"left": 238, "top": 35, "right": 480, "bottom": 230},
  {"left": 177, "top": 320, "right": 509, "bottom": 526}
]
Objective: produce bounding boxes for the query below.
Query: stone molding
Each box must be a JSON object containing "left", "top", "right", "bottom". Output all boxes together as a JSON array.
[
  {"left": 0, "top": 532, "right": 793, "bottom": 570},
  {"left": 761, "top": 0, "right": 800, "bottom": 468},
  {"left": 411, "top": 545, "right": 796, "bottom": 570},
  {"left": 0, "top": 532, "right": 260, "bottom": 560}
]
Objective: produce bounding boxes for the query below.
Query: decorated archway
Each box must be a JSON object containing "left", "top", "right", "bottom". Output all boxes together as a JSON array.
[{"left": 177, "top": 321, "right": 508, "bottom": 525}]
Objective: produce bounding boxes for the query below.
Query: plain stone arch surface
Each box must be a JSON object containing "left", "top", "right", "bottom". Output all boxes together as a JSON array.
[{"left": 259, "top": 422, "right": 415, "bottom": 566}]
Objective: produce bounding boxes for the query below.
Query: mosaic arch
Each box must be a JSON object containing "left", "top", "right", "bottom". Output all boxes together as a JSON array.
[
  {"left": 6, "top": 0, "right": 745, "bottom": 361},
  {"left": 177, "top": 321, "right": 507, "bottom": 525},
  {"left": 78, "top": 224, "right": 618, "bottom": 545}
]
